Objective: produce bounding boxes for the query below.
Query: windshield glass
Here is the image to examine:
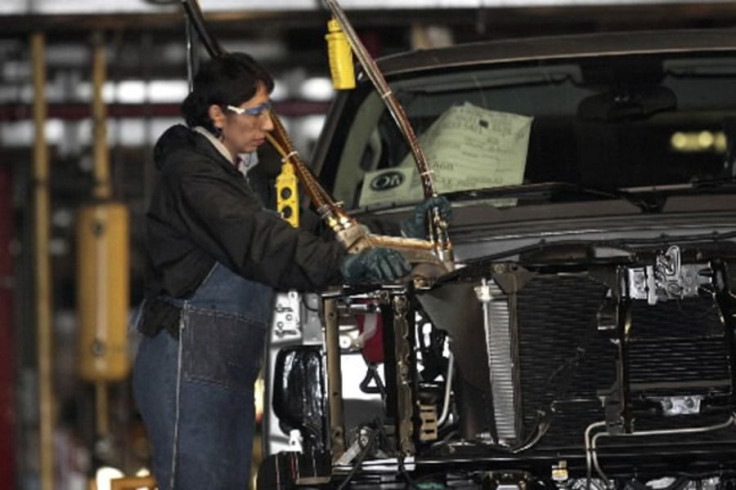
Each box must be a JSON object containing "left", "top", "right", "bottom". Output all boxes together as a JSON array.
[{"left": 327, "top": 52, "right": 736, "bottom": 211}]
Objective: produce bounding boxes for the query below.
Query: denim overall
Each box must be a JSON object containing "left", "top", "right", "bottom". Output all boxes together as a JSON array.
[{"left": 133, "top": 262, "right": 274, "bottom": 490}]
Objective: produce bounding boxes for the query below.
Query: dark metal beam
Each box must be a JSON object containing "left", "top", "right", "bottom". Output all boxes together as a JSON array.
[
  {"left": 0, "top": 100, "right": 331, "bottom": 122},
  {"left": 3, "top": 3, "right": 736, "bottom": 36}
]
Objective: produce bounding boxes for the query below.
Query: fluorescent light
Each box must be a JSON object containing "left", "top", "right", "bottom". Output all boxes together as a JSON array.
[
  {"left": 300, "top": 77, "right": 334, "bottom": 102},
  {"left": 670, "top": 131, "right": 726, "bottom": 153},
  {"left": 148, "top": 80, "right": 189, "bottom": 103},
  {"left": 116, "top": 81, "right": 147, "bottom": 104}
]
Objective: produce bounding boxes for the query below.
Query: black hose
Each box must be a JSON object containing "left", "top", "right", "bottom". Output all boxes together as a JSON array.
[{"left": 180, "top": 0, "right": 225, "bottom": 58}]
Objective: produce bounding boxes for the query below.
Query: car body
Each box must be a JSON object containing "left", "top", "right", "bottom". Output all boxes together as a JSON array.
[{"left": 258, "top": 28, "right": 736, "bottom": 489}]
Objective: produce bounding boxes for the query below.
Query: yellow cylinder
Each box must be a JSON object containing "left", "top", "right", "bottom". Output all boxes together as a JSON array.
[
  {"left": 325, "top": 18, "right": 356, "bottom": 90},
  {"left": 76, "top": 202, "right": 130, "bottom": 382}
]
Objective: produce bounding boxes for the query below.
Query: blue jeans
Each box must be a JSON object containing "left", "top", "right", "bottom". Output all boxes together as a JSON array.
[{"left": 133, "top": 263, "right": 273, "bottom": 490}]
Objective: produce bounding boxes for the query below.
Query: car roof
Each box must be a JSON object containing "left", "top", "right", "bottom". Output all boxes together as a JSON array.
[{"left": 376, "top": 28, "right": 736, "bottom": 76}]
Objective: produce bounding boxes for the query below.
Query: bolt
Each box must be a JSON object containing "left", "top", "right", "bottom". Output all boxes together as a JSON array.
[{"left": 399, "top": 363, "right": 409, "bottom": 377}]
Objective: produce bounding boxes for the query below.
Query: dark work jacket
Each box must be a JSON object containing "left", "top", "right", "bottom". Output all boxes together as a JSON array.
[{"left": 144, "top": 124, "right": 347, "bottom": 302}]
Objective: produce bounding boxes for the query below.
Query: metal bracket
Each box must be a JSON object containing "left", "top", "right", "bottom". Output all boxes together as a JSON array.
[
  {"left": 391, "top": 294, "right": 416, "bottom": 456},
  {"left": 655, "top": 395, "right": 703, "bottom": 416},
  {"left": 627, "top": 245, "right": 711, "bottom": 305},
  {"left": 273, "top": 291, "right": 301, "bottom": 339}
]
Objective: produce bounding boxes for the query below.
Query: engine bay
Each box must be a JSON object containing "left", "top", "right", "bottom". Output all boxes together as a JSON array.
[{"left": 259, "top": 241, "right": 736, "bottom": 489}]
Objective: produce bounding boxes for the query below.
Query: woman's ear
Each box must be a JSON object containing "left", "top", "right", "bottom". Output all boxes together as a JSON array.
[{"left": 208, "top": 104, "right": 226, "bottom": 131}]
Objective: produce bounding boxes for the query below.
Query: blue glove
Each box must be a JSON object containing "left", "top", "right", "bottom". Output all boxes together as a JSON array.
[
  {"left": 400, "top": 196, "right": 453, "bottom": 240},
  {"left": 342, "top": 248, "right": 412, "bottom": 285}
]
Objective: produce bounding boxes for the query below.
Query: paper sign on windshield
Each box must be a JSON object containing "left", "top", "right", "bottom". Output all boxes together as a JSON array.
[
  {"left": 359, "top": 103, "right": 533, "bottom": 207},
  {"left": 359, "top": 167, "right": 418, "bottom": 207}
]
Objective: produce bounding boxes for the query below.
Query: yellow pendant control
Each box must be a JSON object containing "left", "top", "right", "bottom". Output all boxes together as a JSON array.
[{"left": 276, "top": 159, "right": 299, "bottom": 227}]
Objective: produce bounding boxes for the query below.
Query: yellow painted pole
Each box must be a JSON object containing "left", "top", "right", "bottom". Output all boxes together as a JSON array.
[
  {"left": 31, "top": 31, "right": 55, "bottom": 490},
  {"left": 91, "top": 32, "right": 112, "bottom": 440},
  {"left": 92, "top": 32, "right": 112, "bottom": 201}
]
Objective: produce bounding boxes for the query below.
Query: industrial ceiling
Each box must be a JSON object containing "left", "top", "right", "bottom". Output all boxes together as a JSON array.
[{"left": 4, "top": 0, "right": 736, "bottom": 15}]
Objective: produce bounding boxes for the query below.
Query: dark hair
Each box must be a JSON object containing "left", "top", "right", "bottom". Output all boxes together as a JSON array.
[{"left": 181, "top": 52, "right": 275, "bottom": 133}]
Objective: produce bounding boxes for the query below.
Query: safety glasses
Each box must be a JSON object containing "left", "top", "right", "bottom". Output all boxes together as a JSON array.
[{"left": 226, "top": 100, "right": 273, "bottom": 117}]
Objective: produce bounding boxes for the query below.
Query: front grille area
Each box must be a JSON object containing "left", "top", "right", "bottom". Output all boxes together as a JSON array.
[
  {"left": 493, "top": 270, "right": 736, "bottom": 460},
  {"left": 629, "top": 299, "right": 731, "bottom": 394},
  {"left": 517, "top": 274, "right": 615, "bottom": 449}
]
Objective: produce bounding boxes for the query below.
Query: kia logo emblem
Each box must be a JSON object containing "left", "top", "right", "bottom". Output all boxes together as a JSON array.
[{"left": 370, "top": 171, "right": 404, "bottom": 191}]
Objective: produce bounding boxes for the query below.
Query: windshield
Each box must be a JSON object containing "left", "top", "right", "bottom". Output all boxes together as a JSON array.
[{"left": 324, "top": 52, "right": 736, "bottom": 211}]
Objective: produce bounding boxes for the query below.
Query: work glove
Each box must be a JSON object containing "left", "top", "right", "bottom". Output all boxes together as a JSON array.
[
  {"left": 342, "top": 248, "right": 412, "bottom": 285},
  {"left": 400, "top": 196, "right": 453, "bottom": 240}
]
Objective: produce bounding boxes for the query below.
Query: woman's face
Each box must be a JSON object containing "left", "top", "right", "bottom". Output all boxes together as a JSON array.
[{"left": 210, "top": 82, "right": 274, "bottom": 159}]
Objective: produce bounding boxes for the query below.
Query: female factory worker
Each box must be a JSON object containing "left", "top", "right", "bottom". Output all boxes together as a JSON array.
[{"left": 132, "top": 52, "right": 412, "bottom": 490}]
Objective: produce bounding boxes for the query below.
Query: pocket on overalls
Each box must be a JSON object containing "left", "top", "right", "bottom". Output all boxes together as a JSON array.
[{"left": 181, "top": 308, "right": 266, "bottom": 393}]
